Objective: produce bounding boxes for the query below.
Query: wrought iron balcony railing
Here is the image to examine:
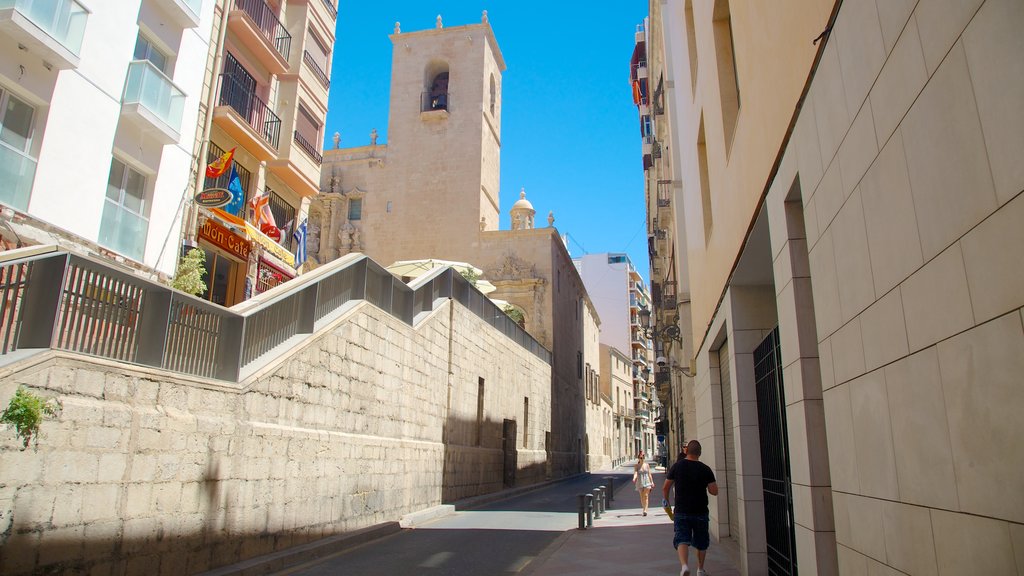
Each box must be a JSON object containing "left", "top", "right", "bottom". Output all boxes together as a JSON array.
[
  {"left": 218, "top": 73, "right": 281, "bottom": 149},
  {"left": 303, "top": 50, "right": 330, "bottom": 89},
  {"left": 234, "top": 0, "right": 290, "bottom": 61},
  {"left": 293, "top": 130, "right": 322, "bottom": 164}
]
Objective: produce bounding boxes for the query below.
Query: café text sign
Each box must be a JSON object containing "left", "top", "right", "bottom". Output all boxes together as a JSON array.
[{"left": 199, "top": 218, "right": 251, "bottom": 261}]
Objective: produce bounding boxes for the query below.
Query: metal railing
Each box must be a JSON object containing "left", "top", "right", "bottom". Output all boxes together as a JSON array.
[
  {"left": 218, "top": 73, "right": 281, "bottom": 149},
  {"left": 303, "top": 51, "right": 330, "bottom": 89},
  {"left": 0, "top": 250, "right": 550, "bottom": 381},
  {"left": 123, "top": 60, "right": 185, "bottom": 133},
  {"left": 320, "top": 0, "right": 336, "bottom": 19},
  {"left": 234, "top": 0, "right": 291, "bottom": 61},
  {"left": 293, "top": 130, "right": 322, "bottom": 164}
]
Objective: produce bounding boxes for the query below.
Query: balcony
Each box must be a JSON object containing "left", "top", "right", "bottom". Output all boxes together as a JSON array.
[
  {"left": 120, "top": 60, "right": 186, "bottom": 145},
  {"left": 228, "top": 0, "right": 290, "bottom": 75},
  {"left": 0, "top": 142, "right": 36, "bottom": 211},
  {"left": 636, "top": 58, "right": 648, "bottom": 80},
  {"left": 0, "top": 0, "right": 88, "bottom": 70},
  {"left": 161, "top": 0, "right": 201, "bottom": 28},
  {"left": 267, "top": 130, "right": 320, "bottom": 198},
  {"left": 292, "top": 131, "right": 321, "bottom": 164},
  {"left": 213, "top": 73, "right": 281, "bottom": 162},
  {"left": 303, "top": 50, "right": 330, "bottom": 89}
]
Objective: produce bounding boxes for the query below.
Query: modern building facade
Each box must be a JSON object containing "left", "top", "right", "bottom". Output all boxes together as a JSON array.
[
  {"left": 0, "top": 0, "right": 215, "bottom": 275},
  {"left": 574, "top": 252, "right": 657, "bottom": 458},
  {"left": 182, "top": 0, "right": 335, "bottom": 306},
  {"left": 645, "top": 0, "right": 1024, "bottom": 575}
]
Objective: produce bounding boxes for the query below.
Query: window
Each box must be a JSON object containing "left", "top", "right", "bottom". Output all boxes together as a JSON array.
[
  {"left": 205, "top": 141, "right": 252, "bottom": 217},
  {"left": 713, "top": 0, "right": 740, "bottom": 148},
  {"left": 99, "top": 157, "right": 149, "bottom": 261},
  {"left": 698, "top": 116, "right": 712, "bottom": 242},
  {"left": 134, "top": 34, "right": 169, "bottom": 73},
  {"left": 305, "top": 28, "right": 330, "bottom": 76},
  {"left": 489, "top": 74, "right": 496, "bottom": 115},
  {"left": 523, "top": 397, "right": 529, "bottom": 448},
  {"left": 295, "top": 103, "right": 320, "bottom": 148},
  {"left": 0, "top": 87, "right": 37, "bottom": 210},
  {"left": 347, "top": 198, "right": 362, "bottom": 220},
  {"left": 386, "top": 200, "right": 392, "bottom": 213},
  {"left": 608, "top": 255, "right": 627, "bottom": 264},
  {"left": 266, "top": 188, "right": 295, "bottom": 250},
  {"left": 684, "top": 0, "right": 698, "bottom": 95}
]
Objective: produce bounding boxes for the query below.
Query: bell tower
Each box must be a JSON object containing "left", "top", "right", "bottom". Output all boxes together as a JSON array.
[{"left": 380, "top": 12, "right": 506, "bottom": 262}]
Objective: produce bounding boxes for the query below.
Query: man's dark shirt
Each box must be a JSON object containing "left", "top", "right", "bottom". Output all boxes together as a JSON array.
[{"left": 667, "top": 458, "right": 716, "bottom": 515}]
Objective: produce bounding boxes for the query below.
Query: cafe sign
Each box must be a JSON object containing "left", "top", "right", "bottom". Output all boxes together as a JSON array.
[
  {"left": 194, "top": 188, "right": 233, "bottom": 208},
  {"left": 199, "top": 218, "right": 251, "bottom": 261}
]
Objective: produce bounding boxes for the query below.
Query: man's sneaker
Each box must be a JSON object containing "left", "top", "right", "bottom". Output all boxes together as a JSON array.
[
  {"left": 681, "top": 565, "right": 690, "bottom": 576},
  {"left": 697, "top": 569, "right": 709, "bottom": 576}
]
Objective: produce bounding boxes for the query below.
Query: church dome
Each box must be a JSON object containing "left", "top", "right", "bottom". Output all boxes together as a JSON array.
[{"left": 511, "top": 189, "right": 534, "bottom": 211}]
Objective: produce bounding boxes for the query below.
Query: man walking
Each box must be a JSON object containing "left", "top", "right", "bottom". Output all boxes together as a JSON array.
[{"left": 663, "top": 439, "right": 718, "bottom": 576}]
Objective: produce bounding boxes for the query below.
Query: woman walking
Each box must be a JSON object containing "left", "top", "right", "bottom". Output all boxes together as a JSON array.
[{"left": 633, "top": 452, "right": 655, "bottom": 515}]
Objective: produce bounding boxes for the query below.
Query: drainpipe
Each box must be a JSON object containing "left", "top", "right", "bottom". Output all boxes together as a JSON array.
[{"left": 183, "top": 0, "right": 232, "bottom": 249}]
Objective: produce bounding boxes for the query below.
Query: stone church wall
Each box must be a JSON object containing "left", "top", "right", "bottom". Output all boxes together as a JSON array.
[{"left": 0, "top": 299, "right": 550, "bottom": 575}]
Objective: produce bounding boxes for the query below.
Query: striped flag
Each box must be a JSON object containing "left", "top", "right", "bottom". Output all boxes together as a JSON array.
[
  {"left": 293, "top": 219, "right": 307, "bottom": 266},
  {"left": 249, "top": 190, "right": 275, "bottom": 229},
  {"left": 206, "top": 147, "right": 235, "bottom": 178}
]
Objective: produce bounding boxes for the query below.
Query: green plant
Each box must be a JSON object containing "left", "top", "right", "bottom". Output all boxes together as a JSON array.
[
  {"left": 171, "top": 248, "right": 208, "bottom": 296},
  {"left": 1, "top": 387, "right": 57, "bottom": 449},
  {"left": 503, "top": 304, "right": 525, "bottom": 328},
  {"left": 459, "top": 268, "right": 480, "bottom": 286}
]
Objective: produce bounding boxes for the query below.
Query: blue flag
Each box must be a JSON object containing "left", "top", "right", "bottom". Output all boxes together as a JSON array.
[
  {"left": 222, "top": 166, "right": 245, "bottom": 216},
  {"left": 293, "top": 219, "right": 307, "bottom": 267}
]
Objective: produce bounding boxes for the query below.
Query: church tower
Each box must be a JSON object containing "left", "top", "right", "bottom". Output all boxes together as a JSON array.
[{"left": 379, "top": 13, "right": 506, "bottom": 263}]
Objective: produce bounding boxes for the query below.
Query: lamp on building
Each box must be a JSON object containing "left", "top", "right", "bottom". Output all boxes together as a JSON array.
[{"left": 638, "top": 305, "right": 683, "bottom": 345}]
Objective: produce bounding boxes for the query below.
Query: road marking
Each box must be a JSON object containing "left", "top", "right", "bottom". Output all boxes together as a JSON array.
[
  {"left": 419, "top": 551, "right": 453, "bottom": 568},
  {"left": 508, "top": 555, "right": 535, "bottom": 572}
]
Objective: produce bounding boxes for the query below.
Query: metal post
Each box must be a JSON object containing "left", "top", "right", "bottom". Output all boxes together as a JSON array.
[
  {"left": 585, "top": 494, "right": 594, "bottom": 527},
  {"left": 592, "top": 488, "right": 602, "bottom": 518},
  {"left": 598, "top": 485, "right": 607, "bottom": 513},
  {"left": 603, "top": 476, "right": 615, "bottom": 502},
  {"left": 577, "top": 494, "right": 587, "bottom": 530}
]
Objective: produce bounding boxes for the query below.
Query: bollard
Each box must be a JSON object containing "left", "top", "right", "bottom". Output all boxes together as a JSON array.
[
  {"left": 598, "top": 485, "right": 607, "bottom": 514},
  {"left": 585, "top": 493, "right": 594, "bottom": 527},
  {"left": 592, "top": 489, "right": 602, "bottom": 519},
  {"left": 603, "top": 476, "right": 615, "bottom": 502},
  {"left": 577, "top": 494, "right": 587, "bottom": 529}
]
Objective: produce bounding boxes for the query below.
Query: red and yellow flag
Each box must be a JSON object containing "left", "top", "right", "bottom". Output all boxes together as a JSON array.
[{"left": 205, "top": 147, "right": 236, "bottom": 178}]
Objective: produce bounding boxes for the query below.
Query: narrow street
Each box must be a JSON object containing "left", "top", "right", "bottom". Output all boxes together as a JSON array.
[{"left": 268, "top": 465, "right": 740, "bottom": 576}]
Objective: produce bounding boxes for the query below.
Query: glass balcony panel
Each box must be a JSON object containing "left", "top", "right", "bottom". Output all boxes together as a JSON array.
[
  {"left": 99, "top": 200, "right": 148, "bottom": 261},
  {"left": 123, "top": 60, "right": 185, "bottom": 133},
  {"left": 0, "top": 0, "right": 88, "bottom": 55},
  {"left": 181, "top": 0, "right": 201, "bottom": 16},
  {"left": 0, "top": 142, "right": 35, "bottom": 211}
]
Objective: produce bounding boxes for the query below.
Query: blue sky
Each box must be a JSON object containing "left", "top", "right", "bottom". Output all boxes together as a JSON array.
[{"left": 326, "top": 2, "right": 650, "bottom": 283}]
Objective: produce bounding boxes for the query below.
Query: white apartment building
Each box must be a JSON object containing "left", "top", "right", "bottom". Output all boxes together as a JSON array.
[
  {"left": 0, "top": 0, "right": 215, "bottom": 275},
  {"left": 574, "top": 252, "right": 657, "bottom": 457}
]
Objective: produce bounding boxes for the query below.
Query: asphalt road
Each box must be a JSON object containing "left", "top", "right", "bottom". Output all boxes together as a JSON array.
[{"left": 272, "top": 471, "right": 635, "bottom": 576}]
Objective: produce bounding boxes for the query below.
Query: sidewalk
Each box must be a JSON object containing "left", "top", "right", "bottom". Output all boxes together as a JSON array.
[{"left": 522, "top": 461, "right": 741, "bottom": 576}]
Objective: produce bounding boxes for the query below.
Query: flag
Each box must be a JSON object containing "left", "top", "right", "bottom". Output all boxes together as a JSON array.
[
  {"left": 222, "top": 166, "right": 245, "bottom": 216},
  {"left": 205, "top": 147, "right": 235, "bottom": 178},
  {"left": 249, "top": 189, "right": 276, "bottom": 229},
  {"left": 293, "top": 219, "right": 307, "bottom": 266}
]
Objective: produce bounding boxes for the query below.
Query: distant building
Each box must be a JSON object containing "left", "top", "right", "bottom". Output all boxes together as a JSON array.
[
  {"left": 574, "top": 253, "right": 657, "bottom": 457},
  {"left": 643, "top": 0, "right": 1024, "bottom": 574},
  {"left": 0, "top": 0, "right": 215, "bottom": 276},
  {"left": 315, "top": 14, "right": 598, "bottom": 478}
]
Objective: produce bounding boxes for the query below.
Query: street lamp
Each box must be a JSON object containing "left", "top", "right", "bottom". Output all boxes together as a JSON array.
[{"left": 638, "top": 305, "right": 682, "bottom": 344}]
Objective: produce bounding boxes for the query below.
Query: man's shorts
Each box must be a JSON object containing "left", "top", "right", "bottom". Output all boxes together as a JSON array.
[{"left": 673, "top": 513, "right": 710, "bottom": 551}]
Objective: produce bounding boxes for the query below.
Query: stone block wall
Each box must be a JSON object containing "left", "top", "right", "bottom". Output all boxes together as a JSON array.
[{"left": 0, "top": 298, "right": 551, "bottom": 575}]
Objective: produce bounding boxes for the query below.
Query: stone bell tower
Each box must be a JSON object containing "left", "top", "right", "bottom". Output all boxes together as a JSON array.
[{"left": 378, "top": 12, "right": 506, "bottom": 264}]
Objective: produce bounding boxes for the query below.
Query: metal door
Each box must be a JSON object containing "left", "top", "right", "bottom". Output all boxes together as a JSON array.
[
  {"left": 754, "top": 327, "right": 798, "bottom": 576},
  {"left": 502, "top": 419, "right": 517, "bottom": 488},
  {"left": 718, "top": 339, "right": 739, "bottom": 539}
]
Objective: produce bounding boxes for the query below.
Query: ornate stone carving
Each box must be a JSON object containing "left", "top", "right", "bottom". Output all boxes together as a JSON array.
[{"left": 489, "top": 253, "right": 539, "bottom": 281}]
